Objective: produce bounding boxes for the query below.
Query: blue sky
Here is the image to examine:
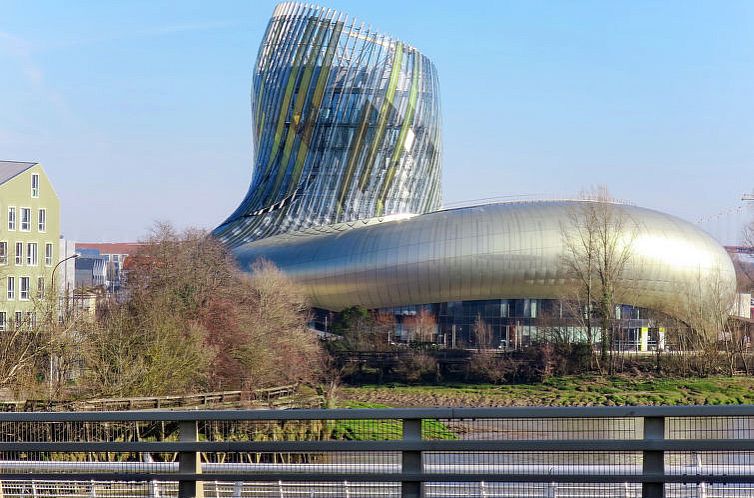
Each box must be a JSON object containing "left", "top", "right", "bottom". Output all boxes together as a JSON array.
[{"left": 1, "top": 0, "right": 752, "bottom": 243}]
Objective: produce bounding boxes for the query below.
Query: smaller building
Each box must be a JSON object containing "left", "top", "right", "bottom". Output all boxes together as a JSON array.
[
  {"left": 74, "top": 257, "right": 106, "bottom": 288},
  {"left": 0, "top": 161, "right": 60, "bottom": 329},
  {"left": 74, "top": 242, "right": 142, "bottom": 292}
]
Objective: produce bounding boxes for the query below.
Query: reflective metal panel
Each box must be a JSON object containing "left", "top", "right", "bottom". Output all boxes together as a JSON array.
[
  {"left": 214, "top": 2, "right": 442, "bottom": 247},
  {"left": 234, "top": 201, "right": 736, "bottom": 312}
]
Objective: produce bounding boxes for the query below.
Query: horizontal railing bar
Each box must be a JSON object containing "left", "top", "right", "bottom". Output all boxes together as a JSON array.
[
  {"left": 2, "top": 405, "right": 754, "bottom": 422},
  {"left": 2, "top": 439, "right": 754, "bottom": 452},
  {"left": 3, "top": 472, "right": 754, "bottom": 484}
]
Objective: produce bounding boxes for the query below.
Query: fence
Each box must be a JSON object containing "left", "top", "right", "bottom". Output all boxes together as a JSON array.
[
  {"left": 0, "top": 406, "right": 754, "bottom": 497},
  {"left": 0, "top": 385, "right": 308, "bottom": 412}
]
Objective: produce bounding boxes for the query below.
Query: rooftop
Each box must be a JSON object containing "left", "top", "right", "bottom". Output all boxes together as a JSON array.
[{"left": 0, "top": 161, "right": 37, "bottom": 186}]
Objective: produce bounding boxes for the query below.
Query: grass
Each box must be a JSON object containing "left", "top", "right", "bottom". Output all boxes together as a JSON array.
[
  {"left": 339, "top": 375, "right": 754, "bottom": 407},
  {"left": 333, "top": 400, "right": 457, "bottom": 440}
]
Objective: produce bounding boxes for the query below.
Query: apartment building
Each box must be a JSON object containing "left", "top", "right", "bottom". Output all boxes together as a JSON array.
[{"left": 0, "top": 161, "right": 60, "bottom": 330}]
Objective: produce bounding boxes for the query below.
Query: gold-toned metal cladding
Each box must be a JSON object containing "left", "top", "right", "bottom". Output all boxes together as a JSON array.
[{"left": 233, "top": 201, "right": 736, "bottom": 312}]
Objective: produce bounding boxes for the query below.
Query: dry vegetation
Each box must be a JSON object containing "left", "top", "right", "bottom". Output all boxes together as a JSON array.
[
  {"left": 0, "top": 223, "right": 326, "bottom": 400},
  {"left": 78, "top": 224, "right": 326, "bottom": 397}
]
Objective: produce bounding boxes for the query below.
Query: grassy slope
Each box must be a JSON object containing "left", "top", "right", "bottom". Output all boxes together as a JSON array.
[{"left": 340, "top": 375, "right": 754, "bottom": 407}]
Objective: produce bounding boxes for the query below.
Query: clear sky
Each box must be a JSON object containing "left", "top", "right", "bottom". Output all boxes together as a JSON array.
[{"left": 1, "top": 0, "right": 752, "bottom": 243}]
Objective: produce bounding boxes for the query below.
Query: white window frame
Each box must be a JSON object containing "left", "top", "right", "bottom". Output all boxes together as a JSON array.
[
  {"left": 45, "top": 243, "right": 53, "bottom": 266},
  {"left": 37, "top": 276, "right": 45, "bottom": 299},
  {"left": 7, "top": 206, "right": 16, "bottom": 231},
  {"left": 7, "top": 276, "right": 15, "bottom": 300},
  {"left": 31, "top": 174, "right": 39, "bottom": 198},
  {"left": 0, "top": 312, "right": 6, "bottom": 332},
  {"left": 19, "top": 277, "right": 29, "bottom": 301},
  {"left": 38, "top": 209, "right": 46, "bottom": 232},
  {"left": 0, "top": 241, "right": 7, "bottom": 265},
  {"left": 26, "top": 242, "right": 37, "bottom": 266},
  {"left": 14, "top": 311, "right": 21, "bottom": 329},
  {"left": 19, "top": 207, "right": 30, "bottom": 232},
  {"left": 14, "top": 242, "right": 22, "bottom": 266}
]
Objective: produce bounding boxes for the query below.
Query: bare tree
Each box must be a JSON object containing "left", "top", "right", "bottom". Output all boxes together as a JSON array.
[
  {"left": 80, "top": 224, "right": 325, "bottom": 397},
  {"left": 403, "top": 309, "right": 437, "bottom": 343},
  {"left": 0, "top": 312, "right": 49, "bottom": 395},
  {"left": 472, "top": 313, "right": 493, "bottom": 349},
  {"left": 561, "top": 187, "right": 636, "bottom": 373}
]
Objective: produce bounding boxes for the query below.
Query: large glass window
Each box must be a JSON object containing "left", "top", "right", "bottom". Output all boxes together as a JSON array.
[
  {"left": 38, "top": 209, "right": 46, "bottom": 232},
  {"left": 20, "top": 208, "right": 30, "bottom": 231},
  {"left": 7, "top": 276, "right": 15, "bottom": 300},
  {"left": 14, "top": 243, "right": 22, "bottom": 266},
  {"left": 45, "top": 243, "right": 53, "bottom": 266},
  {"left": 7, "top": 207, "right": 16, "bottom": 231},
  {"left": 0, "top": 242, "right": 7, "bottom": 265}
]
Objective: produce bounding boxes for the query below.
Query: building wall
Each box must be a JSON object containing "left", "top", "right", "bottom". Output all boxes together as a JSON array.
[
  {"left": 234, "top": 201, "right": 737, "bottom": 314},
  {"left": 214, "top": 2, "right": 442, "bottom": 247},
  {"left": 0, "top": 164, "right": 60, "bottom": 329}
]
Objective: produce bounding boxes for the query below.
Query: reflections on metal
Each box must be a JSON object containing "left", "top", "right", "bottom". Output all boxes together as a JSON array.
[
  {"left": 233, "top": 200, "right": 736, "bottom": 311},
  {"left": 214, "top": 2, "right": 442, "bottom": 247},
  {"left": 214, "top": 4, "right": 734, "bottom": 316}
]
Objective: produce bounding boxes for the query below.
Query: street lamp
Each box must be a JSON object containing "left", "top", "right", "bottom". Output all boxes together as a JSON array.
[
  {"left": 51, "top": 253, "right": 79, "bottom": 292},
  {"left": 48, "top": 253, "right": 78, "bottom": 400}
]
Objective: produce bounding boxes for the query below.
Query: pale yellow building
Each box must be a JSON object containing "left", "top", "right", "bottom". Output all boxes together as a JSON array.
[{"left": 0, "top": 161, "right": 60, "bottom": 330}]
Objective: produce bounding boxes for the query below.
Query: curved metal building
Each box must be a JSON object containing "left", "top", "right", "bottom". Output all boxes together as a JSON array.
[
  {"left": 214, "top": 2, "right": 442, "bottom": 246},
  {"left": 234, "top": 201, "right": 736, "bottom": 312},
  {"left": 217, "top": 3, "right": 736, "bottom": 318}
]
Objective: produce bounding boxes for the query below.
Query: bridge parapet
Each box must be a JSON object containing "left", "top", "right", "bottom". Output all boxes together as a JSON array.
[{"left": 0, "top": 406, "right": 752, "bottom": 497}]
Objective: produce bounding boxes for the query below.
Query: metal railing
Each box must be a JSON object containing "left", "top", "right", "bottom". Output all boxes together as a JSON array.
[{"left": 1, "top": 406, "right": 754, "bottom": 497}]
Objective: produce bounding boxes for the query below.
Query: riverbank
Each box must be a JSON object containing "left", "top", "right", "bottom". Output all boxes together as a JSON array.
[{"left": 340, "top": 375, "right": 754, "bottom": 407}]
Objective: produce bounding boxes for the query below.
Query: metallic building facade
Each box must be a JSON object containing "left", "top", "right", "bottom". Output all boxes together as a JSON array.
[
  {"left": 234, "top": 201, "right": 737, "bottom": 312},
  {"left": 218, "top": 4, "right": 737, "bottom": 315},
  {"left": 214, "top": 2, "right": 442, "bottom": 246}
]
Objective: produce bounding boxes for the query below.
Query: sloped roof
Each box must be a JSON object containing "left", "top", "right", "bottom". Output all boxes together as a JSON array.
[{"left": 0, "top": 161, "right": 37, "bottom": 186}]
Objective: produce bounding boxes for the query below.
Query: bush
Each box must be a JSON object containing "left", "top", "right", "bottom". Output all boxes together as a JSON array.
[
  {"left": 467, "top": 352, "right": 513, "bottom": 384},
  {"left": 393, "top": 352, "right": 439, "bottom": 384}
]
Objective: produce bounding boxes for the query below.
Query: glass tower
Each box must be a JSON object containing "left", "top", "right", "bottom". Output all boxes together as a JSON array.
[{"left": 214, "top": 2, "right": 442, "bottom": 247}]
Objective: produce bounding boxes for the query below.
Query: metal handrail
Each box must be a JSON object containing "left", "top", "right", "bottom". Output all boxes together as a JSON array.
[
  {"left": 0, "top": 406, "right": 753, "bottom": 497},
  {"left": 1, "top": 404, "right": 754, "bottom": 421}
]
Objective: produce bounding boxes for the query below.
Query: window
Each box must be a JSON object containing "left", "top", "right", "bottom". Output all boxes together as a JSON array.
[
  {"left": 45, "top": 243, "right": 53, "bottom": 266},
  {"left": 7, "top": 276, "right": 14, "bottom": 300},
  {"left": 37, "top": 277, "right": 45, "bottom": 298},
  {"left": 0, "top": 242, "right": 7, "bottom": 265},
  {"left": 7, "top": 207, "right": 15, "bottom": 231},
  {"left": 20, "top": 208, "right": 30, "bottom": 231},
  {"left": 15, "top": 243, "right": 22, "bottom": 265},
  {"left": 13, "top": 312, "right": 21, "bottom": 329},
  {"left": 38, "top": 209, "right": 46, "bottom": 232},
  {"left": 26, "top": 312, "right": 36, "bottom": 329},
  {"left": 26, "top": 243, "right": 37, "bottom": 266},
  {"left": 31, "top": 174, "right": 39, "bottom": 198},
  {"left": 0, "top": 312, "right": 6, "bottom": 331},
  {"left": 19, "top": 277, "right": 29, "bottom": 300}
]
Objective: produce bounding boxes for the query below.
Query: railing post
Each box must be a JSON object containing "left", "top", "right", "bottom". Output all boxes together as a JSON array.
[
  {"left": 642, "top": 416, "right": 665, "bottom": 498},
  {"left": 402, "top": 418, "right": 423, "bottom": 498},
  {"left": 178, "top": 420, "right": 204, "bottom": 498}
]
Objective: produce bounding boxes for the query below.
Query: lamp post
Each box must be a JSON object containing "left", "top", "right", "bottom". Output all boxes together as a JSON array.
[
  {"left": 48, "top": 253, "right": 78, "bottom": 400},
  {"left": 51, "top": 253, "right": 78, "bottom": 292}
]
